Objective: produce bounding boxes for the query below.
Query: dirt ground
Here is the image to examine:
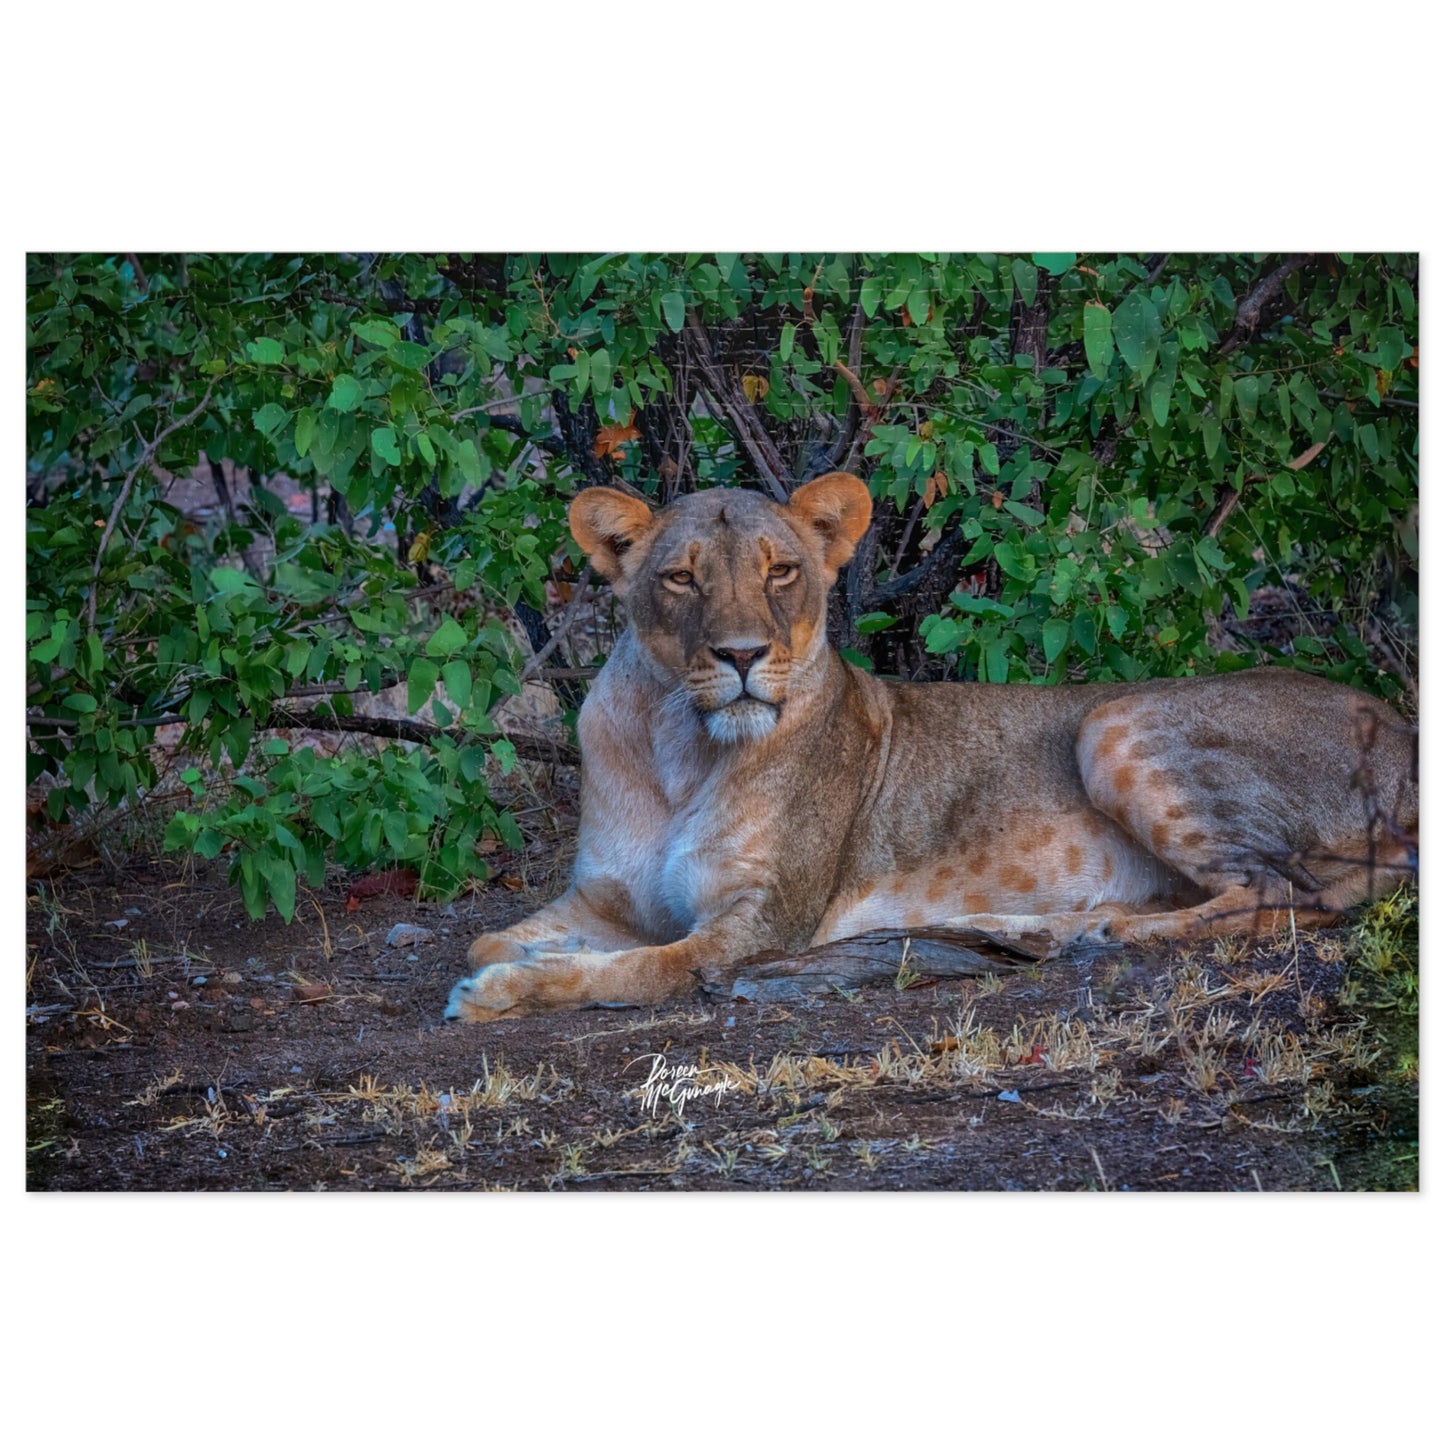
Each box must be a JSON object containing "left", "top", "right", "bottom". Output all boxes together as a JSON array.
[{"left": 26, "top": 846, "right": 1418, "bottom": 1193}]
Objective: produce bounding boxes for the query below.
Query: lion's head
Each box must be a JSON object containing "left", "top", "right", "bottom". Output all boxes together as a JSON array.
[{"left": 569, "top": 473, "right": 873, "bottom": 744}]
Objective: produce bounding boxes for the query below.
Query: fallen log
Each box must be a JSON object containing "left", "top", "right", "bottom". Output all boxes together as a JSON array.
[{"left": 695, "top": 927, "right": 1060, "bottom": 1004}]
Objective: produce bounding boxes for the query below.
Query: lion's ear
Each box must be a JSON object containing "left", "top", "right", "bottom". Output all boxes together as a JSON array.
[
  {"left": 788, "top": 472, "right": 873, "bottom": 574},
  {"left": 569, "top": 488, "right": 657, "bottom": 581}
]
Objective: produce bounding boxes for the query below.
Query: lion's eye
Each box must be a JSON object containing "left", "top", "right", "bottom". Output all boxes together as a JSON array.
[
  {"left": 663, "top": 569, "right": 694, "bottom": 590},
  {"left": 768, "top": 564, "right": 798, "bottom": 584}
]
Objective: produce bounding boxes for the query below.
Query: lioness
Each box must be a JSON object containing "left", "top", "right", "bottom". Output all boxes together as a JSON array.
[{"left": 447, "top": 473, "right": 1416, "bottom": 1021}]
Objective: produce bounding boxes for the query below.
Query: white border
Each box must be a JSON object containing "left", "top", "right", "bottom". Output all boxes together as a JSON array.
[{"left": 6, "top": 2, "right": 1437, "bottom": 1437}]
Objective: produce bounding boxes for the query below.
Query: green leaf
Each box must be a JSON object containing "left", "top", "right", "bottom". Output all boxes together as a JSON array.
[
  {"left": 854, "top": 612, "right": 896, "bottom": 635},
  {"left": 490, "top": 739, "right": 518, "bottom": 775},
  {"left": 351, "top": 318, "right": 401, "bottom": 348},
  {"left": 382, "top": 811, "right": 410, "bottom": 854},
  {"left": 441, "top": 660, "right": 472, "bottom": 710},
  {"left": 260, "top": 855, "right": 297, "bottom": 923},
  {"left": 1041, "top": 617, "right": 1070, "bottom": 664},
  {"left": 779, "top": 322, "right": 796, "bottom": 363},
  {"left": 591, "top": 348, "right": 612, "bottom": 397},
  {"left": 1004, "top": 501, "right": 1045, "bottom": 526},
  {"left": 210, "top": 566, "right": 256, "bottom": 595},
  {"left": 311, "top": 799, "right": 341, "bottom": 839},
  {"left": 1201, "top": 414, "right": 1221, "bottom": 460},
  {"left": 859, "top": 275, "right": 882, "bottom": 318},
  {"left": 1031, "top": 253, "right": 1076, "bottom": 276},
  {"left": 389, "top": 340, "right": 430, "bottom": 370},
  {"left": 661, "top": 292, "right": 686, "bottom": 333},
  {"left": 327, "top": 374, "right": 363, "bottom": 411},
  {"left": 407, "top": 657, "right": 440, "bottom": 713},
  {"left": 247, "top": 337, "right": 285, "bottom": 365},
  {"left": 426, "top": 616, "right": 468, "bottom": 655},
  {"left": 1083, "top": 303, "right": 1114, "bottom": 380},
  {"left": 1234, "top": 375, "right": 1260, "bottom": 423},
  {"left": 371, "top": 426, "right": 402, "bottom": 467},
  {"left": 294, "top": 408, "right": 317, "bottom": 457},
  {"left": 1113, "top": 291, "right": 1159, "bottom": 372},
  {"left": 455, "top": 438, "right": 482, "bottom": 487},
  {"left": 993, "top": 542, "right": 1034, "bottom": 580},
  {"left": 253, "top": 403, "right": 287, "bottom": 436},
  {"left": 1148, "top": 376, "right": 1171, "bottom": 427}
]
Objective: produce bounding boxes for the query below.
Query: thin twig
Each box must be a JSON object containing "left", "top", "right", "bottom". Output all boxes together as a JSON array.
[
  {"left": 520, "top": 582, "right": 598, "bottom": 681},
  {"left": 87, "top": 379, "right": 217, "bottom": 630}
]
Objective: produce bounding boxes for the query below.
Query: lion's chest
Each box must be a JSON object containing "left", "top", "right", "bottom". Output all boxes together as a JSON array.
[{"left": 653, "top": 796, "right": 756, "bottom": 932}]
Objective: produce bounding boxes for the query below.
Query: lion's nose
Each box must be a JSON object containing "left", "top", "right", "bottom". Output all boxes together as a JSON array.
[{"left": 711, "top": 643, "right": 769, "bottom": 682}]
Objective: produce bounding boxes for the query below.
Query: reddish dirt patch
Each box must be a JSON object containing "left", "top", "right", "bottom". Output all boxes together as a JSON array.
[{"left": 26, "top": 859, "right": 1417, "bottom": 1192}]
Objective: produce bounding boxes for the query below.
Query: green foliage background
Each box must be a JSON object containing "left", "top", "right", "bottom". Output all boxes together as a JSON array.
[{"left": 26, "top": 253, "right": 1418, "bottom": 920}]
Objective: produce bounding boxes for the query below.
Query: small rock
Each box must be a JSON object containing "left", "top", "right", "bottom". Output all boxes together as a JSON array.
[
  {"left": 997, "top": 1089, "right": 1022, "bottom": 1104},
  {"left": 222, "top": 971, "right": 244, "bottom": 986},
  {"left": 221, "top": 1011, "right": 259, "bottom": 1033},
  {"left": 192, "top": 976, "right": 208, "bottom": 987},
  {"left": 292, "top": 982, "right": 331, "bottom": 1003},
  {"left": 104, "top": 918, "right": 129, "bottom": 930},
  {"left": 170, "top": 1000, "right": 190, "bottom": 1012},
  {"left": 125, "top": 908, "right": 142, "bottom": 917},
  {"left": 385, "top": 923, "right": 435, "bottom": 949},
  {"left": 290, "top": 1065, "right": 302, "bottom": 1074},
  {"left": 407, "top": 953, "right": 419, "bottom": 963}
]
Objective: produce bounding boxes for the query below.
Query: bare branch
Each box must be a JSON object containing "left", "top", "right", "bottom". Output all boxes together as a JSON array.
[
  {"left": 88, "top": 378, "right": 217, "bottom": 630},
  {"left": 681, "top": 312, "right": 791, "bottom": 500},
  {"left": 519, "top": 581, "right": 598, "bottom": 681},
  {"left": 266, "top": 707, "right": 577, "bottom": 766},
  {"left": 1219, "top": 254, "right": 1311, "bottom": 355},
  {"left": 29, "top": 707, "right": 577, "bottom": 768}
]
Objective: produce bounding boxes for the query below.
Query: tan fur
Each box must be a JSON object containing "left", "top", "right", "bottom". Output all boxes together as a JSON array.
[{"left": 447, "top": 475, "right": 1417, "bottom": 1021}]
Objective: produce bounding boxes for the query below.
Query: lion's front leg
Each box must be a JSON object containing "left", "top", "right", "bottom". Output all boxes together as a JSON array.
[
  {"left": 448, "top": 909, "right": 765, "bottom": 1021},
  {"left": 447, "top": 886, "right": 648, "bottom": 1022}
]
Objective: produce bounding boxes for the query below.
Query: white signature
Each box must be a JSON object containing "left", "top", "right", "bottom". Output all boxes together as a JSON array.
[{"left": 625, "top": 1053, "right": 739, "bottom": 1117}]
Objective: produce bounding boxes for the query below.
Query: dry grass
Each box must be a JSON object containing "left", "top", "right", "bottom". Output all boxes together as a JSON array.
[{"left": 36, "top": 865, "right": 1414, "bottom": 1189}]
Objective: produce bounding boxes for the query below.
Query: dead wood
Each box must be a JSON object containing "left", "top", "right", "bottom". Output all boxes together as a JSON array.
[{"left": 695, "top": 926, "right": 1060, "bottom": 1003}]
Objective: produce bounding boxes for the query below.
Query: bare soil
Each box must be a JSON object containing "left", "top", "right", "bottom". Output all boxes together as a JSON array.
[{"left": 26, "top": 855, "right": 1417, "bottom": 1192}]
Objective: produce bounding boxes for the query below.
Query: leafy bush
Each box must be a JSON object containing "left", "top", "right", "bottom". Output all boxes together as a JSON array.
[{"left": 26, "top": 252, "right": 1417, "bottom": 919}]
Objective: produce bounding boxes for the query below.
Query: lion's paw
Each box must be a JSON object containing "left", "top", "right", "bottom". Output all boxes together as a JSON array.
[{"left": 445, "top": 962, "right": 534, "bottom": 1023}]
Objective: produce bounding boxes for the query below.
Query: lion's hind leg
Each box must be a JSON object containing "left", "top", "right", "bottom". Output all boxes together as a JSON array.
[{"left": 1073, "top": 691, "right": 1411, "bottom": 946}]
